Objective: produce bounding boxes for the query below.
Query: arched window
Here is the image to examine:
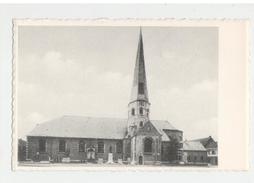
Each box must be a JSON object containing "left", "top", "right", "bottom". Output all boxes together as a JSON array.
[
  {"left": 201, "top": 156, "right": 204, "bottom": 162},
  {"left": 98, "top": 141, "right": 104, "bottom": 153},
  {"left": 79, "top": 140, "right": 85, "bottom": 152},
  {"left": 116, "top": 141, "right": 123, "bottom": 153},
  {"left": 131, "top": 108, "right": 135, "bottom": 116},
  {"left": 59, "top": 140, "right": 66, "bottom": 152},
  {"left": 109, "top": 146, "right": 113, "bottom": 153},
  {"left": 139, "top": 121, "right": 143, "bottom": 127},
  {"left": 139, "top": 107, "right": 143, "bottom": 115},
  {"left": 144, "top": 138, "right": 153, "bottom": 153},
  {"left": 39, "top": 139, "right": 46, "bottom": 152}
]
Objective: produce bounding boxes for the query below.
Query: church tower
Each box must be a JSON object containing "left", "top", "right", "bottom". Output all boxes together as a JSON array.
[{"left": 128, "top": 29, "right": 150, "bottom": 135}]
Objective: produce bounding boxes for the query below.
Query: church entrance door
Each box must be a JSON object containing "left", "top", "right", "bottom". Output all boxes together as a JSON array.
[{"left": 138, "top": 155, "right": 143, "bottom": 165}]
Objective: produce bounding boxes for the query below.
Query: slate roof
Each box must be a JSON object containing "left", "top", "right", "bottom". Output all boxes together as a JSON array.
[
  {"left": 151, "top": 120, "right": 177, "bottom": 141},
  {"left": 28, "top": 115, "right": 178, "bottom": 141},
  {"left": 190, "top": 136, "right": 217, "bottom": 148},
  {"left": 29, "top": 116, "right": 127, "bottom": 140},
  {"left": 182, "top": 141, "right": 207, "bottom": 151},
  {"left": 130, "top": 29, "right": 149, "bottom": 103}
]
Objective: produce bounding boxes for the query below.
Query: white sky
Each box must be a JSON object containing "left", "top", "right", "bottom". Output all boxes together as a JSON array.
[{"left": 17, "top": 26, "right": 218, "bottom": 141}]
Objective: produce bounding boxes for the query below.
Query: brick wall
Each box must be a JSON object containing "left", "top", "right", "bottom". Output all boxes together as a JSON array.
[
  {"left": 27, "top": 135, "right": 183, "bottom": 164},
  {"left": 161, "top": 141, "right": 180, "bottom": 162},
  {"left": 183, "top": 150, "right": 207, "bottom": 163},
  {"left": 27, "top": 136, "right": 123, "bottom": 163}
]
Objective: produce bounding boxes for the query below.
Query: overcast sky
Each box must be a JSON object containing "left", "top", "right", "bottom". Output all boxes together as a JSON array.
[{"left": 17, "top": 26, "right": 218, "bottom": 141}]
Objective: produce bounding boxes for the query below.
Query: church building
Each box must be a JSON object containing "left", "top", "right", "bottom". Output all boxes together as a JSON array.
[{"left": 26, "top": 30, "right": 185, "bottom": 165}]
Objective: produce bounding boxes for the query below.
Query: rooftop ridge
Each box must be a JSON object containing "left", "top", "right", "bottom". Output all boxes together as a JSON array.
[
  {"left": 45, "top": 115, "right": 175, "bottom": 122},
  {"left": 189, "top": 136, "right": 213, "bottom": 141},
  {"left": 61, "top": 115, "right": 127, "bottom": 120}
]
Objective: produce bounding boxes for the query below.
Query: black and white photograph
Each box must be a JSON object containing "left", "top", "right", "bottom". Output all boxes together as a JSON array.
[
  {"left": 0, "top": 4, "right": 251, "bottom": 183},
  {"left": 14, "top": 21, "right": 221, "bottom": 168},
  {"left": 15, "top": 22, "right": 219, "bottom": 168}
]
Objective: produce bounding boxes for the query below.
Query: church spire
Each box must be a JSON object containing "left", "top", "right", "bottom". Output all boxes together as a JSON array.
[
  {"left": 127, "top": 28, "right": 150, "bottom": 133},
  {"left": 129, "top": 28, "right": 149, "bottom": 104}
]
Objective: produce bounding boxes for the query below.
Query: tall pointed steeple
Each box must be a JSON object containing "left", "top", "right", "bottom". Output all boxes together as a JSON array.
[
  {"left": 129, "top": 28, "right": 149, "bottom": 104},
  {"left": 128, "top": 28, "right": 150, "bottom": 132}
]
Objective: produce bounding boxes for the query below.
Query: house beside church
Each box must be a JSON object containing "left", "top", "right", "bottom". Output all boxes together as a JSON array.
[
  {"left": 181, "top": 136, "right": 218, "bottom": 165},
  {"left": 25, "top": 29, "right": 212, "bottom": 165},
  {"left": 189, "top": 136, "right": 218, "bottom": 165},
  {"left": 181, "top": 141, "right": 208, "bottom": 165}
]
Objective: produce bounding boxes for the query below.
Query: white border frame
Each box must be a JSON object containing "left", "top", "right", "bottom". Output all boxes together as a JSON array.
[{"left": 12, "top": 18, "right": 250, "bottom": 171}]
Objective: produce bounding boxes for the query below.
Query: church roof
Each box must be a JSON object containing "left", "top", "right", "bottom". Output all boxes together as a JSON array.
[
  {"left": 151, "top": 120, "right": 178, "bottom": 141},
  {"left": 28, "top": 116, "right": 128, "bottom": 140},
  {"left": 130, "top": 29, "right": 149, "bottom": 103},
  {"left": 28, "top": 115, "right": 178, "bottom": 141},
  {"left": 182, "top": 141, "right": 207, "bottom": 151}
]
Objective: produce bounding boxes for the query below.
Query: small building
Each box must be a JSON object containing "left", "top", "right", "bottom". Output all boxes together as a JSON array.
[
  {"left": 191, "top": 136, "right": 218, "bottom": 165},
  {"left": 181, "top": 141, "right": 208, "bottom": 165}
]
